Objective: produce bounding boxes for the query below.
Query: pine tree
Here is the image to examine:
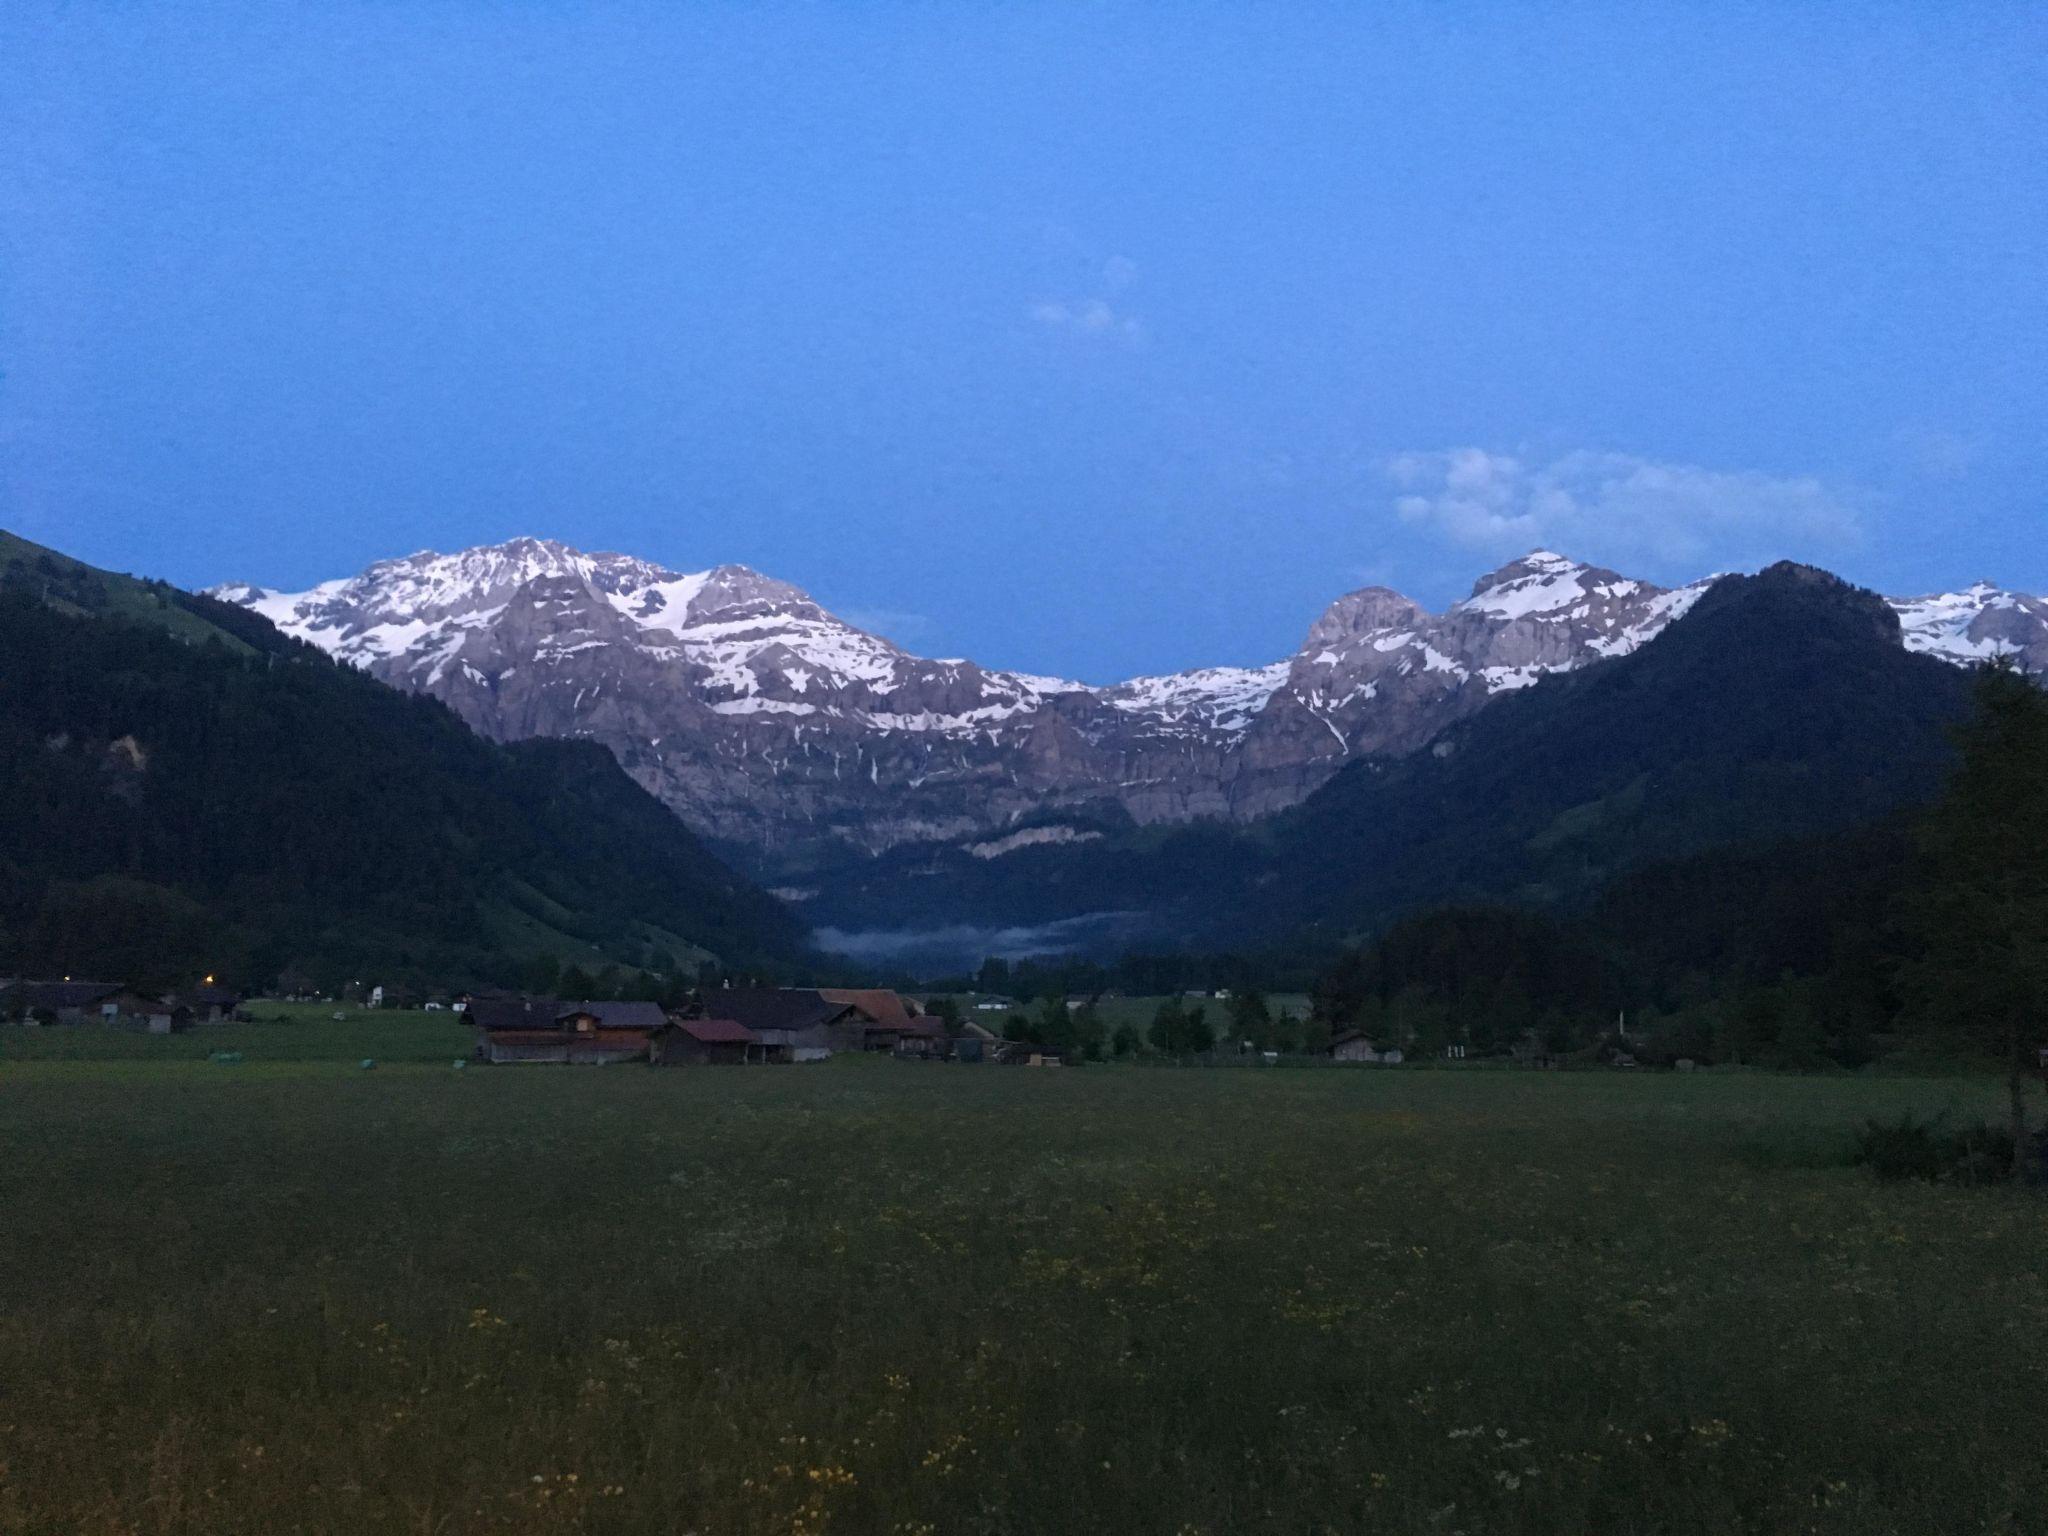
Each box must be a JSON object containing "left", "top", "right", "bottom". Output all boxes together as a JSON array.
[
  {"left": 1147, "top": 996, "right": 1184, "bottom": 1054},
  {"left": 1897, "top": 662, "right": 2048, "bottom": 1178},
  {"left": 1228, "top": 988, "right": 1273, "bottom": 1049}
]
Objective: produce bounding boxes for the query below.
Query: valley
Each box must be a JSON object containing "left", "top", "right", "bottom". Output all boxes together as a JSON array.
[{"left": 212, "top": 539, "right": 2048, "bottom": 954}]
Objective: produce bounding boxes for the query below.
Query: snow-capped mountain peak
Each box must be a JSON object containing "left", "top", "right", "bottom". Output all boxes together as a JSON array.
[
  {"left": 210, "top": 539, "right": 2046, "bottom": 856},
  {"left": 1892, "top": 581, "right": 2048, "bottom": 670}
]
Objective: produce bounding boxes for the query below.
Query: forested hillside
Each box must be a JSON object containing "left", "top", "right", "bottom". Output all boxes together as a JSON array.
[
  {"left": 811, "top": 564, "right": 1975, "bottom": 960},
  {"left": 1310, "top": 659, "right": 2048, "bottom": 1123},
  {"left": 1308, "top": 819, "right": 1916, "bottom": 1066},
  {"left": 1258, "top": 562, "right": 1972, "bottom": 944},
  {"left": 0, "top": 535, "right": 801, "bottom": 991}
]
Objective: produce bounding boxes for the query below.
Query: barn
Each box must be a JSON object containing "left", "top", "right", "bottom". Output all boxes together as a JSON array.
[
  {"left": 470, "top": 998, "right": 669, "bottom": 1064},
  {"left": 654, "top": 1017, "right": 759, "bottom": 1066},
  {"left": 820, "top": 988, "right": 946, "bottom": 1057},
  {"left": 712, "top": 989, "right": 864, "bottom": 1061}
]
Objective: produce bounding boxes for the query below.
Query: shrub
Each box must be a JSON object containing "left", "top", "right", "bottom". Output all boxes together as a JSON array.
[{"left": 1851, "top": 1112, "right": 2014, "bottom": 1184}]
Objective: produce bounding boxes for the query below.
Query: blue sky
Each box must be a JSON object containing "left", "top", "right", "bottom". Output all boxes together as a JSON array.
[{"left": 4, "top": 4, "right": 2042, "bottom": 681}]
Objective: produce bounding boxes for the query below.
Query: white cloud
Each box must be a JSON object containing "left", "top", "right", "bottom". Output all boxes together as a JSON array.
[
  {"left": 1030, "top": 256, "right": 1144, "bottom": 343},
  {"left": 1030, "top": 297, "right": 1142, "bottom": 343},
  {"left": 1385, "top": 447, "right": 1862, "bottom": 570}
]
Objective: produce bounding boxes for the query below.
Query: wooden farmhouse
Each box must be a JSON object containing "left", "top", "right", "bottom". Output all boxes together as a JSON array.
[
  {"left": 818, "top": 988, "right": 947, "bottom": 1057},
  {"left": 464, "top": 986, "right": 974, "bottom": 1067},
  {"left": 469, "top": 998, "right": 670, "bottom": 1064}
]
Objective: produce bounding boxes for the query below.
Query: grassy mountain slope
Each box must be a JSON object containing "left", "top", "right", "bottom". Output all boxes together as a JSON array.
[
  {"left": 0, "top": 528, "right": 260, "bottom": 650},
  {"left": 0, "top": 531, "right": 802, "bottom": 989}
]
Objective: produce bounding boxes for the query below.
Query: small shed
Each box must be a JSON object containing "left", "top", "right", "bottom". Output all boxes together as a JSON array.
[
  {"left": 655, "top": 1017, "right": 759, "bottom": 1066},
  {"left": 1329, "top": 1030, "right": 1401, "bottom": 1064},
  {"left": 108, "top": 991, "right": 186, "bottom": 1033}
]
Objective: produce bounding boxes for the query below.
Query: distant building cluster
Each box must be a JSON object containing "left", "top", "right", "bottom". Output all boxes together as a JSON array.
[
  {"left": 0, "top": 979, "right": 243, "bottom": 1033},
  {"left": 465, "top": 987, "right": 1057, "bottom": 1067}
]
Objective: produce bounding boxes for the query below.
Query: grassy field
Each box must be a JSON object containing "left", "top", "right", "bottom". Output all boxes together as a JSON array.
[
  {"left": 1, "top": 1029, "right": 2042, "bottom": 1535},
  {"left": 0, "top": 1005, "right": 473, "bottom": 1064}
]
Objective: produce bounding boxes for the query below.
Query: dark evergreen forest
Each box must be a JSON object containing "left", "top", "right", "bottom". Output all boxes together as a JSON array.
[{"left": 0, "top": 537, "right": 800, "bottom": 992}]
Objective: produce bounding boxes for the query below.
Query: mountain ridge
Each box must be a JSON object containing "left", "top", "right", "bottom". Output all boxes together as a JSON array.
[
  {"left": 803, "top": 561, "right": 1982, "bottom": 961},
  {"left": 212, "top": 538, "right": 2048, "bottom": 874}
]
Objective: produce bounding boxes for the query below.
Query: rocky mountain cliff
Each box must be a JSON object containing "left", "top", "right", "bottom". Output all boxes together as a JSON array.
[{"left": 212, "top": 540, "right": 2047, "bottom": 871}]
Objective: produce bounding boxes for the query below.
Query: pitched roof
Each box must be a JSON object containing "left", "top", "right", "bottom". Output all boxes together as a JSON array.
[
  {"left": 470, "top": 997, "right": 669, "bottom": 1032},
  {"left": 180, "top": 984, "right": 241, "bottom": 1007},
  {"left": 866, "top": 1014, "right": 944, "bottom": 1038},
  {"left": 4, "top": 980, "right": 123, "bottom": 1011},
  {"left": 818, "top": 988, "right": 916, "bottom": 1028},
  {"left": 562, "top": 999, "right": 668, "bottom": 1031},
  {"left": 468, "top": 997, "right": 564, "bottom": 1031},
  {"left": 676, "top": 1017, "right": 756, "bottom": 1045},
  {"left": 714, "top": 988, "right": 856, "bottom": 1032}
]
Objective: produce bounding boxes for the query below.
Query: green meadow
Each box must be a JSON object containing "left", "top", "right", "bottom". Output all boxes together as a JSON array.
[{"left": 2, "top": 1026, "right": 2042, "bottom": 1535}]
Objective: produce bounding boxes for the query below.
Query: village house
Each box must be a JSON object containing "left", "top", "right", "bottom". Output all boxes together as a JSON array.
[
  {"left": 469, "top": 998, "right": 669, "bottom": 1064},
  {"left": 176, "top": 984, "right": 243, "bottom": 1024},
  {"left": 819, "top": 988, "right": 949, "bottom": 1058},
  {"left": 0, "top": 982, "right": 200, "bottom": 1032},
  {"left": 1328, "top": 1030, "right": 1403, "bottom": 1064},
  {"left": 108, "top": 990, "right": 187, "bottom": 1034},
  {"left": 1, "top": 980, "right": 123, "bottom": 1024}
]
